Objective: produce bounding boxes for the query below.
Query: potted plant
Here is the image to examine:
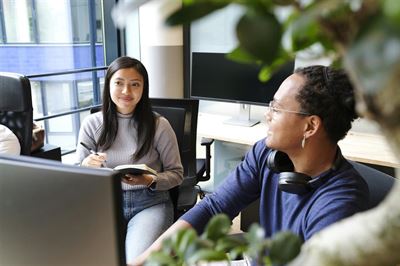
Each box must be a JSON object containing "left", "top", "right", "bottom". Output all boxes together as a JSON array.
[{"left": 145, "top": 214, "right": 301, "bottom": 266}]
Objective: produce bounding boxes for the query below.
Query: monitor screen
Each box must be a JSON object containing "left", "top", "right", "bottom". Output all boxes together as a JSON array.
[
  {"left": 0, "top": 155, "right": 125, "bottom": 266},
  {"left": 190, "top": 52, "right": 294, "bottom": 106}
]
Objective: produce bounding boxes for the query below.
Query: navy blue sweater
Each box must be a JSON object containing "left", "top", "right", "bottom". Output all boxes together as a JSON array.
[{"left": 181, "top": 138, "right": 369, "bottom": 241}]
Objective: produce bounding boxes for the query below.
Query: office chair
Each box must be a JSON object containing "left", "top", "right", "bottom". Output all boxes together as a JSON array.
[
  {"left": 0, "top": 72, "right": 33, "bottom": 155},
  {"left": 240, "top": 160, "right": 397, "bottom": 231},
  {"left": 350, "top": 161, "right": 396, "bottom": 209},
  {"left": 90, "top": 98, "right": 213, "bottom": 219},
  {"left": 150, "top": 98, "right": 213, "bottom": 219}
]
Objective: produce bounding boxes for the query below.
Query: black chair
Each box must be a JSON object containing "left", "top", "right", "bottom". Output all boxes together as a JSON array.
[
  {"left": 90, "top": 98, "right": 213, "bottom": 219},
  {"left": 350, "top": 161, "right": 396, "bottom": 209},
  {"left": 0, "top": 72, "right": 33, "bottom": 155},
  {"left": 240, "top": 161, "right": 397, "bottom": 231},
  {"left": 150, "top": 98, "right": 213, "bottom": 219}
]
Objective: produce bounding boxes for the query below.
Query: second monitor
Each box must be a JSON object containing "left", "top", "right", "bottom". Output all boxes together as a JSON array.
[{"left": 190, "top": 52, "right": 294, "bottom": 126}]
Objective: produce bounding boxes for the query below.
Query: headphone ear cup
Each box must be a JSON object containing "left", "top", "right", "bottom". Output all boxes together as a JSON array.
[
  {"left": 278, "top": 172, "right": 312, "bottom": 194},
  {"left": 266, "top": 149, "right": 313, "bottom": 194},
  {"left": 266, "top": 150, "right": 294, "bottom": 172}
]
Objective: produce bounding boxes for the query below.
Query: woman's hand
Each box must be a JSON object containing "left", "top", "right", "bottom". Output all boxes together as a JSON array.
[
  {"left": 122, "top": 174, "right": 154, "bottom": 186},
  {"left": 81, "top": 152, "right": 107, "bottom": 168}
]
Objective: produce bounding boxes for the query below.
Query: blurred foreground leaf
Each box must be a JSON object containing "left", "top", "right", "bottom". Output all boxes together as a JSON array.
[
  {"left": 236, "top": 10, "right": 282, "bottom": 64},
  {"left": 269, "top": 231, "right": 302, "bottom": 265},
  {"left": 166, "top": 1, "right": 229, "bottom": 26}
]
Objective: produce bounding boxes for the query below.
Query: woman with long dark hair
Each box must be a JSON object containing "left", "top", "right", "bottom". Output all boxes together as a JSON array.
[{"left": 76, "top": 56, "right": 183, "bottom": 262}]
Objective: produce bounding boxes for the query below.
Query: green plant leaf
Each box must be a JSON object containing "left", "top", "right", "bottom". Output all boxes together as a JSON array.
[
  {"left": 201, "top": 214, "right": 232, "bottom": 242},
  {"left": 346, "top": 16, "right": 400, "bottom": 95},
  {"left": 257, "top": 53, "right": 292, "bottom": 82},
  {"left": 166, "top": 1, "right": 229, "bottom": 26},
  {"left": 290, "top": 11, "right": 321, "bottom": 51},
  {"left": 146, "top": 251, "right": 178, "bottom": 266},
  {"left": 290, "top": 0, "right": 349, "bottom": 52},
  {"left": 228, "top": 246, "right": 247, "bottom": 261},
  {"left": 272, "top": 0, "right": 295, "bottom": 6},
  {"left": 183, "top": 238, "right": 213, "bottom": 261},
  {"left": 244, "top": 223, "right": 266, "bottom": 243},
  {"left": 243, "top": 224, "right": 269, "bottom": 260},
  {"left": 226, "top": 46, "right": 260, "bottom": 64},
  {"left": 171, "top": 228, "right": 198, "bottom": 257},
  {"left": 236, "top": 10, "right": 282, "bottom": 64},
  {"left": 383, "top": 0, "right": 400, "bottom": 26},
  {"left": 187, "top": 249, "right": 229, "bottom": 264},
  {"left": 262, "top": 256, "right": 273, "bottom": 266},
  {"left": 215, "top": 235, "right": 247, "bottom": 252},
  {"left": 160, "top": 237, "right": 174, "bottom": 256},
  {"left": 269, "top": 231, "right": 302, "bottom": 265}
]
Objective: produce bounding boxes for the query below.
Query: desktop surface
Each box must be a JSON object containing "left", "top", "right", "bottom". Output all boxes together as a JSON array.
[
  {"left": 197, "top": 112, "right": 400, "bottom": 168},
  {"left": 0, "top": 155, "right": 125, "bottom": 266}
]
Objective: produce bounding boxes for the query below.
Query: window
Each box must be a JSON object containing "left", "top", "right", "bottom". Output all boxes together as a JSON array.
[
  {"left": 95, "top": 1, "right": 103, "bottom": 43},
  {"left": 0, "top": 0, "right": 116, "bottom": 156},
  {"left": 30, "top": 81, "right": 44, "bottom": 118},
  {"left": 71, "top": 0, "right": 91, "bottom": 43},
  {"left": 36, "top": 0, "right": 73, "bottom": 43},
  {"left": 78, "top": 80, "right": 95, "bottom": 108},
  {"left": 2, "top": 0, "right": 34, "bottom": 43},
  {"left": 0, "top": 1, "right": 4, "bottom": 43}
]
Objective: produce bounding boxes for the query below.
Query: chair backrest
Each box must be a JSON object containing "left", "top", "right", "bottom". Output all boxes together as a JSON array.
[
  {"left": 150, "top": 98, "right": 200, "bottom": 219},
  {"left": 150, "top": 98, "right": 199, "bottom": 186},
  {"left": 0, "top": 72, "right": 33, "bottom": 155},
  {"left": 350, "top": 161, "right": 396, "bottom": 209},
  {"left": 152, "top": 106, "right": 185, "bottom": 159}
]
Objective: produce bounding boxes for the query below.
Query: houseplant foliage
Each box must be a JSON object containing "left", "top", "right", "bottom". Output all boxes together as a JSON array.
[
  {"left": 113, "top": 0, "right": 400, "bottom": 265},
  {"left": 145, "top": 214, "right": 302, "bottom": 266}
]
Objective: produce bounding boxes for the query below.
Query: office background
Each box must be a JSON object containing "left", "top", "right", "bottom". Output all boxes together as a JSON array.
[{"left": 0, "top": 0, "right": 389, "bottom": 168}]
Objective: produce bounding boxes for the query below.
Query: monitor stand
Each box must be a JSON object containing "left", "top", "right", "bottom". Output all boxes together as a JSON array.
[{"left": 224, "top": 104, "right": 260, "bottom": 127}]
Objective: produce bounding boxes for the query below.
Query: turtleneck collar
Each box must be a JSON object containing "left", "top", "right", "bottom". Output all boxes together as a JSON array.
[{"left": 117, "top": 112, "right": 134, "bottom": 119}]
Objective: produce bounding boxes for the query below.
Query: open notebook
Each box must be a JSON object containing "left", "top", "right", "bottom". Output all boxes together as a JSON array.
[{"left": 0, "top": 155, "right": 125, "bottom": 266}]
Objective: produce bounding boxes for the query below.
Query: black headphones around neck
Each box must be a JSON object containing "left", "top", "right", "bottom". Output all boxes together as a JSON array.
[{"left": 266, "top": 149, "right": 343, "bottom": 195}]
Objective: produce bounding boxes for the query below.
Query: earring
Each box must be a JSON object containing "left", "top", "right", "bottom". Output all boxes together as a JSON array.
[{"left": 301, "top": 135, "right": 306, "bottom": 149}]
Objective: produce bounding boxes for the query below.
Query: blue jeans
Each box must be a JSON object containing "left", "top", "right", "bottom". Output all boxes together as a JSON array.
[{"left": 123, "top": 189, "right": 173, "bottom": 263}]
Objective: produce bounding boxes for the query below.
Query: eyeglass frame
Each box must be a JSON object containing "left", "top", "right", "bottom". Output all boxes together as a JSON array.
[{"left": 267, "top": 100, "right": 311, "bottom": 116}]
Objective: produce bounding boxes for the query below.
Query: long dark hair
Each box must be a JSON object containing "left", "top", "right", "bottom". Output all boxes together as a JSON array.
[
  {"left": 295, "top": 65, "right": 358, "bottom": 143},
  {"left": 97, "top": 56, "right": 156, "bottom": 160}
]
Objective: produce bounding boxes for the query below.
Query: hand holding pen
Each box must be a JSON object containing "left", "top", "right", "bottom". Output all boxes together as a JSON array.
[{"left": 80, "top": 142, "right": 107, "bottom": 168}]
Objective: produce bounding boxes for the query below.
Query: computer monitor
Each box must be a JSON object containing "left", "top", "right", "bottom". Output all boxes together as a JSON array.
[
  {"left": 190, "top": 52, "right": 294, "bottom": 126},
  {"left": 0, "top": 155, "right": 125, "bottom": 266}
]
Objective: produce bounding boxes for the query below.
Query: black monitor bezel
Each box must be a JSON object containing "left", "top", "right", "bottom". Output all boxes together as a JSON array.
[{"left": 189, "top": 52, "right": 295, "bottom": 106}]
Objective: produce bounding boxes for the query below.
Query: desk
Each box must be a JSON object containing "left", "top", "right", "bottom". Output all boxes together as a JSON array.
[
  {"left": 31, "top": 144, "right": 62, "bottom": 161},
  {"left": 197, "top": 113, "right": 400, "bottom": 168},
  {"left": 197, "top": 113, "right": 399, "bottom": 191}
]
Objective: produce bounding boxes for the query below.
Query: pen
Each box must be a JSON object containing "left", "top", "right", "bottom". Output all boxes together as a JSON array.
[
  {"left": 80, "top": 142, "right": 107, "bottom": 167},
  {"left": 80, "top": 142, "right": 98, "bottom": 155}
]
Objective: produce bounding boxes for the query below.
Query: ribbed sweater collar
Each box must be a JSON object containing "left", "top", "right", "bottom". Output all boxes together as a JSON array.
[{"left": 117, "top": 112, "right": 134, "bottom": 119}]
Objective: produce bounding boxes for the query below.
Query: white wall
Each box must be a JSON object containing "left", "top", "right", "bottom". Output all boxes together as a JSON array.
[{"left": 125, "top": 0, "right": 184, "bottom": 98}]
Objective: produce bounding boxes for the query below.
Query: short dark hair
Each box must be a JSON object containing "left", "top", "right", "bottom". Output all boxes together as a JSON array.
[
  {"left": 98, "top": 56, "right": 156, "bottom": 160},
  {"left": 294, "top": 65, "right": 358, "bottom": 143}
]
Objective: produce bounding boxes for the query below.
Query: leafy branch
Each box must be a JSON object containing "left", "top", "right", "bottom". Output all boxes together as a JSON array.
[{"left": 145, "top": 214, "right": 302, "bottom": 266}]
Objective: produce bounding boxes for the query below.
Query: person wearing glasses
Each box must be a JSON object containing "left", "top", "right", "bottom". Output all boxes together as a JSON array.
[{"left": 131, "top": 65, "right": 369, "bottom": 265}]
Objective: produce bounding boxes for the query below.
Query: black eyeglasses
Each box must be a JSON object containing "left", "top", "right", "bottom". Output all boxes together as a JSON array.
[{"left": 267, "top": 101, "right": 311, "bottom": 116}]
